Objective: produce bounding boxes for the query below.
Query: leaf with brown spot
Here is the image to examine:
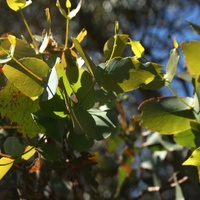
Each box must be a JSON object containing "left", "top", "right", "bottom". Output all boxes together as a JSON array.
[{"left": 0, "top": 82, "right": 42, "bottom": 136}]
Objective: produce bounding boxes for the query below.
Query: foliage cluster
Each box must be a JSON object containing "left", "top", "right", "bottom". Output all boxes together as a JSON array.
[{"left": 1, "top": 0, "right": 200, "bottom": 199}]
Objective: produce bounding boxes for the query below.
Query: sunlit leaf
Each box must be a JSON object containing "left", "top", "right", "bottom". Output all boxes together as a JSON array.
[
  {"left": 129, "top": 39, "right": 145, "bottom": 58},
  {"left": 71, "top": 28, "right": 87, "bottom": 49},
  {"left": 0, "top": 157, "right": 14, "bottom": 180},
  {"left": 100, "top": 57, "right": 156, "bottom": 93},
  {"left": 66, "top": 64, "right": 96, "bottom": 109},
  {"left": 3, "top": 57, "right": 50, "bottom": 98},
  {"left": 141, "top": 62, "right": 165, "bottom": 90},
  {"left": 181, "top": 40, "right": 200, "bottom": 75},
  {"left": 135, "top": 97, "right": 195, "bottom": 134},
  {"left": 164, "top": 48, "right": 180, "bottom": 84},
  {"left": 72, "top": 38, "right": 101, "bottom": 84},
  {"left": 6, "top": 0, "right": 32, "bottom": 11},
  {"left": 21, "top": 146, "right": 36, "bottom": 160},
  {"left": 183, "top": 147, "right": 200, "bottom": 166},
  {"left": 103, "top": 34, "right": 128, "bottom": 60},
  {"left": 55, "top": 62, "right": 73, "bottom": 97},
  {"left": 68, "top": 0, "right": 82, "bottom": 19},
  {"left": 42, "top": 58, "right": 59, "bottom": 101},
  {"left": 174, "top": 121, "right": 200, "bottom": 148},
  {"left": 40, "top": 93, "right": 68, "bottom": 119},
  {"left": 4, "top": 136, "right": 24, "bottom": 157},
  {"left": 0, "top": 82, "right": 41, "bottom": 136}
]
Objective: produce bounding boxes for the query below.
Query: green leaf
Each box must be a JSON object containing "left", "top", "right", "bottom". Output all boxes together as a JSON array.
[
  {"left": 100, "top": 57, "right": 156, "bottom": 93},
  {"left": 55, "top": 62, "right": 73, "bottom": 97},
  {"left": 0, "top": 82, "right": 41, "bottom": 136},
  {"left": 129, "top": 39, "right": 145, "bottom": 58},
  {"left": 33, "top": 111, "right": 67, "bottom": 142},
  {"left": 72, "top": 108, "right": 96, "bottom": 136},
  {"left": 141, "top": 62, "right": 165, "bottom": 90},
  {"left": 174, "top": 121, "right": 200, "bottom": 148},
  {"left": 67, "top": 66, "right": 96, "bottom": 109},
  {"left": 0, "top": 157, "right": 14, "bottom": 180},
  {"left": 37, "top": 143, "right": 61, "bottom": 161},
  {"left": 68, "top": 131, "right": 94, "bottom": 151},
  {"left": 187, "top": 21, "right": 200, "bottom": 35},
  {"left": 42, "top": 60, "right": 59, "bottom": 101},
  {"left": 88, "top": 109, "right": 118, "bottom": 140},
  {"left": 103, "top": 34, "right": 128, "bottom": 60},
  {"left": 181, "top": 40, "right": 200, "bottom": 75},
  {"left": 40, "top": 93, "right": 68, "bottom": 119},
  {"left": 0, "top": 36, "right": 36, "bottom": 64},
  {"left": 164, "top": 48, "right": 180, "bottom": 84},
  {"left": 135, "top": 97, "right": 195, "bottom": 134},
  {"left": 183, "top": 147, "right": 200, "bottom": 166},
  {"left": 72, "top": 38, "right": 101, "bottom": 84},
  {"left": 6, "top": 0, "right": 32, "bottom": 11},
  {"left": 3, "top": 57, "right": 50, "bottom": 98},
  {"left": 192, "top": 79, "right": 200, "bottom": 122},
  {"left": 3, "top": 136, "right": 24, "bottom": 157}
]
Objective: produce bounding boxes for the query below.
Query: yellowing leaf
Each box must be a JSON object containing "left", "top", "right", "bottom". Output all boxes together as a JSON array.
[
  {"left": 183, "top": 147, "right": 200, "bottom": 166},
  {"left": 129, "top": 40, "right": 145, "bottom": 58},
  {"left": 0, "top": 157, "right": 14, "bottom": 180},
  {"left": 21, "top": 146, "right": 36, "bottom": 160},
  {"left": 6, "top": 0, "right": 32, "bottom": 11},
  {"left": 74, "top": 28, "right": 87, "bottom": 46}
]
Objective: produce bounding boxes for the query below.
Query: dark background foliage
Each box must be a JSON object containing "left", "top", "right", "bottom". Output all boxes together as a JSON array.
[{"left": 1, "top": 0, "right": 200, "bottom": 199}]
